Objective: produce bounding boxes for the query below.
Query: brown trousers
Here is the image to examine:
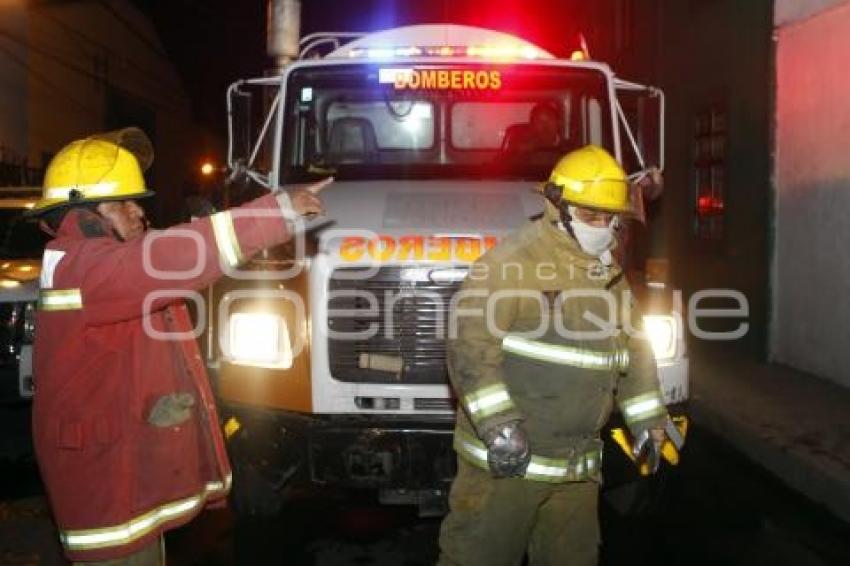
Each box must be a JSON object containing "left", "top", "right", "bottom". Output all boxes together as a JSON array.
[
  {"left": 438, "top": 459, "right": 600, "bottom": 566},
  {"left": 74, "top": 537, "right": 164, "bottom": 566}
]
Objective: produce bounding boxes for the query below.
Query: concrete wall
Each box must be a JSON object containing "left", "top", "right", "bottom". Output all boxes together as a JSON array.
[
  {"left": 775, "top": 0, "right": 849, "bottom": 26},
  {"left": 0, "top": 1, "right": 29, "bottom": 158},
  {"left": 655, "top": 0, "right": 773, "bottom": 358},
  {"left": 773, "top": 1, "right": 850, "bottom": 388},
  {"left": 0, "top": 0, "right": 199, "bottom": 224},
  {"left": 26, "top": 0, "right": 197, "bottom": 224}
]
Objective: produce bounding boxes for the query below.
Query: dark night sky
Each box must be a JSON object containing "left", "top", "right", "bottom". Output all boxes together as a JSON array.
[{"left": 134, "top": 0, "right": 594, "bottom": 137}]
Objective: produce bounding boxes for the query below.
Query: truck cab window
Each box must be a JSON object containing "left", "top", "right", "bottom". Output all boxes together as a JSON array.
[{"left": 282, "top": 64, "right": 612, "bottom": 183}]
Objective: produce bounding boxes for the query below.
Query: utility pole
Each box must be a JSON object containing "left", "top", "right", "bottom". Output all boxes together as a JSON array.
[{"left": 267, "top": 0, "right": 301, "bottom": 73}]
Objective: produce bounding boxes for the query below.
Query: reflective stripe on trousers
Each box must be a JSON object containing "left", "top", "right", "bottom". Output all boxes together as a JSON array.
[
  {"left": 454, "top": 432, "right": 601, "bottom": 484},
  {"left": 59, "top": 474, "right": 231, "bottom": 552},
  {"left": 501, "top": 334, "right": 629, "bottom": 372}
]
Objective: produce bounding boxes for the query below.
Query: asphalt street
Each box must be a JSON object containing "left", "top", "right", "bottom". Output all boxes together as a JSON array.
[{"left": 1, "top": 404, "right": 848, "bottom": 565}]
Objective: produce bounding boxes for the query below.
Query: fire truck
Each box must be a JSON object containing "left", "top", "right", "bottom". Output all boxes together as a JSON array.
[{"left": 211, "top": 21, "right": 688, "bottom": 515}]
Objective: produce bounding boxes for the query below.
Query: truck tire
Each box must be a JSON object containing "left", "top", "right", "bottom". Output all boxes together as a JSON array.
[{"left": 230, "top": 458, "right": 296, "bottom": 517}]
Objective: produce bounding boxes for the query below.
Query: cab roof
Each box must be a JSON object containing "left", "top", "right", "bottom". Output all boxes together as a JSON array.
[{"left": 326, "top": 24, "right": 555, "bottom": 60}]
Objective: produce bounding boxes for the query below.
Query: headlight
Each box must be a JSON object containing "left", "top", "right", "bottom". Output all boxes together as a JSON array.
[
  {"left": 643, "top": 315, "right": 677, "bottom": 362},
  {"left": 227, "top": 312, "right": 293, "bottom": 368}
]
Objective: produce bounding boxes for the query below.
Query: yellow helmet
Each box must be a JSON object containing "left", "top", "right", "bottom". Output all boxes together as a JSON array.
[
  {"left": 547, "top": 145, "right": 630, "bottom": 213},
  {"left": 33, "top": 127, "right": 155, "bottom": 213}
]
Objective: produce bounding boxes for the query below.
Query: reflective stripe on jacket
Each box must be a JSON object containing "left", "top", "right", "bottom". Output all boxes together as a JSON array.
[
  {"left": 454, "top": 430, "right": 603, "bottom": 483},
  {"left": 32, "top": 195, "right": 290, "bottom": 562}
]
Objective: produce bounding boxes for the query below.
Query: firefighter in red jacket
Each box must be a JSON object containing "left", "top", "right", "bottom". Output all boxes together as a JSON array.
[{"left": 29, "top": 128, "right": 329, "bottom": 563}]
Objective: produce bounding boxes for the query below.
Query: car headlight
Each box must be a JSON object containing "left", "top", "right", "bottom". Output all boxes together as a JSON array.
[
  {"left": 23, "top": 302, "right": 36, "bottom": 343},
  {"left": 227, "top": 312, "right": 293, "bottom": 368},
  {"left": 643, "top": 314, "right": 678, "bottom": 362}
]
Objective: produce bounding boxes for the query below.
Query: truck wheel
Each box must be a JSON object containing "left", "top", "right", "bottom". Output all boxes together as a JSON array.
[{"left": 230, "top": 460, "right": 296, "bottom": 517}]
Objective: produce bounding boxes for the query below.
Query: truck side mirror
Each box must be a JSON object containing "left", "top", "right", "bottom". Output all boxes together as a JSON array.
[
  {"left": 615, "top": 81, "right": 665, "bottom": 176},
  {"left": 636, "top": 89, "right": 663, "bottom": 173},
  {"left": 228, "top": 85, "right": 253, "bottom": 169}
]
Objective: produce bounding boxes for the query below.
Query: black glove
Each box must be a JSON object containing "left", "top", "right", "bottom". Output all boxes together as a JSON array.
[
  {"left": 482, "top": 421, "right": 531, "bottom": 478},
  {"left": 632, "top": 428, "right": 661, "bottom": 475}
]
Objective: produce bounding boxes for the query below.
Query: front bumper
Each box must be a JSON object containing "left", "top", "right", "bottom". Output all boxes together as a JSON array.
[{"left": 222, "top": 406, "right": 457, "bottom": 491}]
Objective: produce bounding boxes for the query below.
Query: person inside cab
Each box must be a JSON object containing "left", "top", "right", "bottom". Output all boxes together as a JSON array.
[{"left": 500, "top": 101, "right": 566, "bottom": 161}]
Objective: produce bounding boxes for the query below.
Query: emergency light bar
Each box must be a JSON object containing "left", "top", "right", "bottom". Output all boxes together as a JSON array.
[{"left": 348, "top": 44, "right": 543, "bottom": 60}]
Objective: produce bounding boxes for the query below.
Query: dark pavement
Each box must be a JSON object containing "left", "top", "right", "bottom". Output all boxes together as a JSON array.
[
  {"left": 2, "top": 402, "right": 848, "bottom": 565},
  {"left": 688, "top": 346, "right": 850, "bottom": 524}
]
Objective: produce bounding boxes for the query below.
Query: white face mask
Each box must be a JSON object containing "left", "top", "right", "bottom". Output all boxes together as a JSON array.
[{"left": 568, "top": 218, "right": 615, "bottom": 258}]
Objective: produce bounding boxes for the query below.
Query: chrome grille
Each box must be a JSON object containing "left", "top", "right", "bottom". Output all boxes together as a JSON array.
[
  {"left": 327, "top": 266, "right": 466, "bottom": 384},
  {"left": 414, "top": 398, "right": 455, "bottom": 411}
]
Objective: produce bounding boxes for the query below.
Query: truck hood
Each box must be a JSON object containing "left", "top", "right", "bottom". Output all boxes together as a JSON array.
[
  {"left": 313, "top": 180, "right": 544, "bottom": 266},
  {"left": 318, "top": 179, "right": 543, "bottom": 234}
]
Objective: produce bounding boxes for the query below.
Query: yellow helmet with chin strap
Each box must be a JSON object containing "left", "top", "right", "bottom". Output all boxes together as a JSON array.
[
  {"left": 32, "top": 127, "right": 155, "bottom": 213},
  {"left": 546, "top": 145, "right": 630, "bottom": 214}
]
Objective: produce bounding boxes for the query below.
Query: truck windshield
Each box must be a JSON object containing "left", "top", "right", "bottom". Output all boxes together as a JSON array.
[{"left": 282, "top": 63, "right": 613, "bottom": 183}]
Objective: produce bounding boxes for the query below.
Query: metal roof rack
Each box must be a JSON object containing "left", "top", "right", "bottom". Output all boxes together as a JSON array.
[{"left": 299, "top": 32, "right": 365, "bottom": 59}]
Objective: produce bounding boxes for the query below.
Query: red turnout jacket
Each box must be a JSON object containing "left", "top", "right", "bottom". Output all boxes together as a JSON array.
[{"left": 32, "top": 194, "right": 289, "bottom": 561}]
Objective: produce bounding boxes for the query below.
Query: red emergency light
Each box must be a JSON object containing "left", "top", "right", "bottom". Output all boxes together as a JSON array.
[{"left": 697, "top": 196, "right": 725, "bottom": 215}]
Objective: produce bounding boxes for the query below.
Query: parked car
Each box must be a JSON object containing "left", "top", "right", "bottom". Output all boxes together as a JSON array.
[{"left": 0, "top": 187, "right": 46, "bottom": 403}]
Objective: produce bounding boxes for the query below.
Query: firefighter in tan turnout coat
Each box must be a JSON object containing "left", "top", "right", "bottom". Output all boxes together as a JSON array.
[{"left": 438, "top": 145, "right": 673, "bottom": 566}]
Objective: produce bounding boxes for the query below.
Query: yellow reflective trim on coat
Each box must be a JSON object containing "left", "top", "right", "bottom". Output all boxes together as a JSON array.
[
  {"left": 210, "top": 211, "right": 244, "bottom": 268},
  {"left": 58, "top": 474, "right": 231, "bottom": 552},
  {"left": 453, "top": 431, "right": 492, "bottom": 471},
  {"left": 457, "top": 436, "right": 490, "bottom": 464},
  {"left": 38, "top": 289, "right": 83, "bottom": 311},
  {"left": 621, "top": 391, "right": 666, "bottom": 427},
  {"left": 463, "top": 383, "right": 516, "bottom": 424},
  {"left": 453, "top": 431, "right": 601, "bottom": 484},
  {"left": 501, "top": 335, "right": 629, "bottom": 372},
  {"left": 525, "top": 456, "right": 570, "bottom": 481},
  {"left": 584, "top": 449, "right": 599, "bottom": 472}
]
